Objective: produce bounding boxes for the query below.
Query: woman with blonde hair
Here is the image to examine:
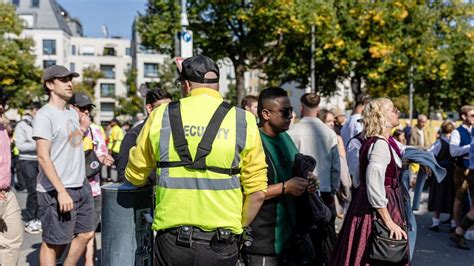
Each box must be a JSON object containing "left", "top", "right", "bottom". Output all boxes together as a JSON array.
[{"left": 331, "top": 98, "right": 408, "bottom": 265}]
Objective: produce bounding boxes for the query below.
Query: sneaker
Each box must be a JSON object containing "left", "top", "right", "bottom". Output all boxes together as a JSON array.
[
  {"left": 465, "top": 230, "right": 474, "bottom": 241},
  {"left": 24, "top": 220, "right": 41, "bottom": 235},
  {"left": 450, "top": 233, "right": 471, "bottom": 250},
  {"left": 33, "top": 219, "right": 42, "bottom": 232}
]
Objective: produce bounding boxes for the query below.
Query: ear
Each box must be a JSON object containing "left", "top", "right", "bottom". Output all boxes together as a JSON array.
[
  {"left": 261, "top": 109, "right": 271, "bottom": 121},
  {"left": 181, "top": 80, "right": 191, "bottom": 97},
  {"left": 145, "top": 104, "right": 153, "bottom": 114},
  {"left": 45, "top": 80, "right": 55, "bottom": 91},
  {"left": 461, "top": 113, "right": 466, "bottom": 121}
]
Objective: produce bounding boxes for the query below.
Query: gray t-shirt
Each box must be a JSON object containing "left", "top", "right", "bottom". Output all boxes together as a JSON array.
[{"left": 33, "top": 104, "right": 85, "bottom": 192}]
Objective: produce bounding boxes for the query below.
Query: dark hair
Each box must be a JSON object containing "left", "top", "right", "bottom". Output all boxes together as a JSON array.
[
  {"left": 257, "top": 87, "right": 288, "bottom": 120},
  {"left": 241, "top": 95, "right": 258, "bottom": 109},
  {"left": 440, "top": 121, "right": 455, "bottom": 134},
  {"left": 27, "top": 102, "right": 42, "bottom": 110},
  {"left": 146, "top": 88, "right": 172, "bottom": 105},
  {"left": 110, "top": 118, "right": 120, "bottom": 126},
  {"left": 392, "top": 129, "right": 405, "bottom": 139},
  {"left": 300, "top": 93, "right": 321, "bottom": 109},
  {"left": 318, "top": 109, "right": 334, "bottom": 122}
]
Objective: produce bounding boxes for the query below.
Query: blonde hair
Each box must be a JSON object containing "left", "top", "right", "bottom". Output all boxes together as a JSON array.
[{"left": 362, "top": 98, "right": 393, "bottom": 138}]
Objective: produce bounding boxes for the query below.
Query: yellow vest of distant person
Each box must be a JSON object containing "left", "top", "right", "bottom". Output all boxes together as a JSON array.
[
  {"left": 107, "top": 125, "right": 123, "bottom": 153},
  {"left": 148, "top": 92, "right": 256, "bottom": 234}
]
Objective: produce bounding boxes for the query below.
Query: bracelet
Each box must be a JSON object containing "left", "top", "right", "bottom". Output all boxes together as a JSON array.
[{"left": 282, "top": 181, "right": 286, "bottom": 195}]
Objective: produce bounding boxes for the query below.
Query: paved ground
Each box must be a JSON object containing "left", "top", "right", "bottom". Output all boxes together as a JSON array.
[{"left": 15, "top": 181, "right": 474, "bottom": 265}]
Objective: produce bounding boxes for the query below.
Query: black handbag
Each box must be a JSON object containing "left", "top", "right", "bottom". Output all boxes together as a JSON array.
[
  {"left": 84, "top": 128, "right": 103, "bottom": 178},
  {"left": 370, "top": 219, "right": 408, "bottom": 263}
]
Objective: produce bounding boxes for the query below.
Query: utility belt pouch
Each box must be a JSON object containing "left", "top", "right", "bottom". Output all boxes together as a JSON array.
[
  {"left": 216, "top": 228, "right": 231, "bottom": 242},
  {"left": 176, "top": 226, "right": 193, "bottom": 248}
]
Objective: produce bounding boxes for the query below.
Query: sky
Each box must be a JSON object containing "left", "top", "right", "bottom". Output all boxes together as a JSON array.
[{"left": 57, "top": 0, "right": 148, "bottom": 39}]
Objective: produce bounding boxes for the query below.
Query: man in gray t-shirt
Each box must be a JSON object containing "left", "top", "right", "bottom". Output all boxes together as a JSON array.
[{"left": 33, "top": 65, "right": 95, "bottom": 265}]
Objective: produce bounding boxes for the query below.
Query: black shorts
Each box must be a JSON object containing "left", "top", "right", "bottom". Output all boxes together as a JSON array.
[{"left": 38, "top": 181, "right": 95, "bottom": 245}]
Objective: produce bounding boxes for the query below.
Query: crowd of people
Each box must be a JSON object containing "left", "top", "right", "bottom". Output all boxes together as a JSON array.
[{"left": 0, "top": 56, "right": 473, "bottom": 265}]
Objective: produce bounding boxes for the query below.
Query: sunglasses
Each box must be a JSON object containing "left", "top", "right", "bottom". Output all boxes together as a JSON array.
[
  {"left": 267, "top": 107, "right": 294, "bottom": 118},
  {"left": 78, "top": 105, "right": 93, "bottom": 112}
]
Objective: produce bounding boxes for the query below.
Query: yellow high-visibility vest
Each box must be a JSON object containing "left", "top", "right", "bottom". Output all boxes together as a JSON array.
[{"left": 126, "top": 88, "right": 268, "bottom": 234}]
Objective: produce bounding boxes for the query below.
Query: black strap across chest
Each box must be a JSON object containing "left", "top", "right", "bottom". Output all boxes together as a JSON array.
[{"left": 157, "top": 101, "right": 241, "bottom": 176}]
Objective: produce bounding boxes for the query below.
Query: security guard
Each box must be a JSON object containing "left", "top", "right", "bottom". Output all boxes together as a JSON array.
[{"left": 125, "top": 55, "right": 267, "bottom": 265}]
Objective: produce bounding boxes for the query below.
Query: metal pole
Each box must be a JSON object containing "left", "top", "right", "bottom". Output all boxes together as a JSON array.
[
  {"left": 409, "top": 66, "right": 414, "bottom": 122},
  {"left": 310, "top": 25, "right": 316, "bottom": 93}
]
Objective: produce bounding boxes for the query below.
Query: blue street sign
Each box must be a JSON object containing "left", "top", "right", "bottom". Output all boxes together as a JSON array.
[{"left": 182, "top": 31, "right": 192, "bottom": 43}]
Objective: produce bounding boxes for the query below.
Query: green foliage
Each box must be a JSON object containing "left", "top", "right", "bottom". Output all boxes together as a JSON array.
[
  {"left": 73, "top": 66, "right": 103, "bottom": 99},
  {"left": 124, "top": 67, "right": 138, "bottom": 96},
  {"left": 0, "top": 2, "right": 42, "bottom": 109},
  {"left": 137, "top": 0, "right": 472, "bottom": 112},
  {"left": 115, "top": 95, "right": 144, "bottom": 117},
  {"left": 137, "top": 0, "right": 302, "bottom": 104},
  {"left": 224, "top": 84, "right": 238, "bottom": 106}
]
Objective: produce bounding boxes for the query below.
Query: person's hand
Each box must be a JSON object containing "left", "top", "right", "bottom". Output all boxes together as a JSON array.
[
  {"left": 285, "top": 177, "right": 310, "bottom": 197},
  {"left": 57, "top": 190, "right": 74, "bottom": 213},
  {"left": 386, "top": 221, "right": 407, "bottom": 240},
  {"left": 99, "top": 154, "right": 114, "bottom": 167},
  {"left": 79, "top": 112, "right": 91, "bottom": 132},
  {"left": 0, "top": 191, "right": 6, "bottom": 201},
  {"left": 422, "top": 165, "right": 432, "bottom": 177},
  {"left": 307, "top": 172, "right": 318, "bottom": 194}
]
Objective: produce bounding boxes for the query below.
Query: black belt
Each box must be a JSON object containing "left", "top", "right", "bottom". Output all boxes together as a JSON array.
[{"left": 160, "top": 226, "right": 237, "bottom": 248}]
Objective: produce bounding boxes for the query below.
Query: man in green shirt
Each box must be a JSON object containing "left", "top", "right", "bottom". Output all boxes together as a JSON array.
[{"left": 243, "top": 87, "right": 317, "bottom": 265}]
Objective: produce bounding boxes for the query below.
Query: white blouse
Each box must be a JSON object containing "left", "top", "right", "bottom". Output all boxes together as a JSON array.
[{"left": 365, "top": 137, "right": 402, "bottom": 208}]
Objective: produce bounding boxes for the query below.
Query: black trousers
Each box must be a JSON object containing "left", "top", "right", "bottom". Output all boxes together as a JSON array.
[
  {"left": 155, "top": 231, "right": 238, "bottom": 266},
  {"left": 310, "top": 192, "right": 337, "bottom": 266},
  {"left": 18, "top": 160, "right": 39, "bottom": 221}
]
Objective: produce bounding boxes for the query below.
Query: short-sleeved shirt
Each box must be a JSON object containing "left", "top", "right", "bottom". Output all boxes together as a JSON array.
[
  {"left": 108, "top": 125, "right": 124, "bottom": 154},
  {"left": 33, "top": 104, "right": 85, "bottom": 192}
]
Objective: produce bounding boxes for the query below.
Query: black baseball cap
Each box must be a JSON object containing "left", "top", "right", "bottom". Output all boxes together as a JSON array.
[
  {"left": 69, "top": 92, "right": 95, "bottom": 107},
  {"left": 180, "top": 55, "right": 220, "bottom": 84},
  {"left": 43, "top": 65, "right": 79, "bottom": 81}
]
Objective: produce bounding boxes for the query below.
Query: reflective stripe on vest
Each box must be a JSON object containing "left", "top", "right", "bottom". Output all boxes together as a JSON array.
[{"left": 157, "top": 105, "right": 247, "bottom": 190}]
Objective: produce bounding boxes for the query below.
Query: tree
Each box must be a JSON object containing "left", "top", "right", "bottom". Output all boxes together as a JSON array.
[
  {"left": 72, "top": 66, "right": 104, "bottom": 99},
  {"left": 0, "top": 2, "right": 42, "bottom": 109},
  {"left": 116, "top": 60, "right": 180, "bottom": 117},
  {"left": 137, "top": 0, "right": 303, "bottom": 104}
]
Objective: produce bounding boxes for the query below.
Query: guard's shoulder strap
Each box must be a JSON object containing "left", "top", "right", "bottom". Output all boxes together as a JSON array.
[
  {"left": 168, "top": 101, "right": 193, "bottom": 164},
  {"left": 161, "top": 101, "right": 239, "bottom": 175},
  {"left": 193, "top": 101, "right": 232, "bottom": 169}
]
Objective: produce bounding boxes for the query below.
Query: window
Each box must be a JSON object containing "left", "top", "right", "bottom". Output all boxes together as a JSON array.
[
  {"left": 81, "top": 46, "right": 95, "bottom": 56},
  {"left": 12, "top": 0, "right": 20, "bottom": 6},
  {"left": 31, "top": 0, "right": 39, "bottom": 7},
  {"left": 43, "top": 60, "right": 56, "bottom": 69},
  {"left": 100, "top": 84, "right": 116, "bottom": 97},
  {"left": 103, "top": 47, "right": 116, "bottom": 56},
  {"left": 144, "top": 63, "right": 158, "bottom": 77},
  {"left": 69, "top": 63, "right": 75, "bottom": 72},
  {"left": 125, "top": 48, "right": 131, "bottom": 56},
  {"left": 43, "top": 40, "right": 56, "bottom": 55},
  {"left": 19, "top": 14, "right": 35, "bottom": 28},
  {"left": 71, "top": 45, "right": 76, "bottom": 55},
  {"left": 100, "top": 65, "right": 115, "bottom": 79}
]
